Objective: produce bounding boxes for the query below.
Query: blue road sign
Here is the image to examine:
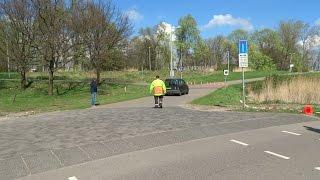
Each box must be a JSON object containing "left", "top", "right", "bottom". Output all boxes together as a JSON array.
[{"left": 239, "top": 40, "right": 248, "bottom": 54}]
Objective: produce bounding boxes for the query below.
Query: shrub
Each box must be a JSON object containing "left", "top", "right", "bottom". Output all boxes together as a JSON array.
[{"left": 249, "top": 51, "right": 276, "bottom": 71}]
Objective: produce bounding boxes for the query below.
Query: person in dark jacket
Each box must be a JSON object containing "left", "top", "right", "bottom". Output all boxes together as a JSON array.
[{"left": 90, "top": 79, "right": 98, "bottom": 106}]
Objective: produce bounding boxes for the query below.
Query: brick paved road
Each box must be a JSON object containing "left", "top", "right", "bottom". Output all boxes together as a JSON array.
[{"left": 0, "top": 81, "right": 316, "bottom": 179}]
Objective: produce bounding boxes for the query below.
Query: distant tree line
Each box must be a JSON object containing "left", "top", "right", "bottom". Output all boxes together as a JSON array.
[{"left": 129, "top": 16, "right": 320, "bottom": 73}]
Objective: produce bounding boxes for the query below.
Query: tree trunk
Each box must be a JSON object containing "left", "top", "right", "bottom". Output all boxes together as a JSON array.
[
  {"left": 20, "top": 70, "right": 27, "bottom": 89},
  {"left": 48, "top": 69, "right": 54, "bottom": 96},
  {"left": 96, "top": 68, "right": 101, "bottom": 85}
]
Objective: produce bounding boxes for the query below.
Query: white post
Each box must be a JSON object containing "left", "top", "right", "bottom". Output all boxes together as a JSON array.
[
  {"left": 180, "top": 52, "right": 183, "bottom": 79},
  {"left": 242, "top": 67, "right": 245, "bottom": 108},
  {"left": 289, "top": 53, "right": 293, "bottom": 73},
  {"left": 179, "top": 27, "right": 183, "bottom": 79},
  {"left": 148, "top": 47, "right": 151, "bottom": 71},
  {"left": 170, "top": 31, "right": 174, "bottom": 77},
  {"left": 224, "top": 75, "right": 227, "bottom": 84},
  {"left": 6, "top": 36, "right": 10, "bottom": 79},
  {"left": 227, "top": 50, "right": 230, "bottom": 72}
]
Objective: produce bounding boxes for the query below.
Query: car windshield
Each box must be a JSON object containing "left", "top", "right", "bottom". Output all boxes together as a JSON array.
[{"left": 165, "top": 79, "right": 178, "bottom": 86}]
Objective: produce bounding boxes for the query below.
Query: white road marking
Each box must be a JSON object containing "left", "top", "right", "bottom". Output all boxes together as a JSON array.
[
  {"left": 315, "top": 167, "right": 320, "bottom": 171},
  {"left": 68, "top": 176, "right": 78, "bottom": 180},
  {"left": 281, "top": 131, "right": 301, "bottom": 136},
  {"left": 230, "top": 139, "right": 249, "bottom": 146},
  {"left": 264, "top": 151, "right": 290, "bottom": 160}
]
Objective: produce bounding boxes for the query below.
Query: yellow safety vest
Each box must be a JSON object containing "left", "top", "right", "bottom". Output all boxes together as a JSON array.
[{"left": 149, "top": 79, "right": 166, "bottom": 96}]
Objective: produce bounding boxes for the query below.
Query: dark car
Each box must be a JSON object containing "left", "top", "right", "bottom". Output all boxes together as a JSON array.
[{"left": 165, "top": 78, "right": 189, "bottom": 96}]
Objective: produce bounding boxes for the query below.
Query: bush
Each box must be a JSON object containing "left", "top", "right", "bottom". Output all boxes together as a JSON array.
[{"left": 249, "top": 51, "right": 276, "bottom": 71}]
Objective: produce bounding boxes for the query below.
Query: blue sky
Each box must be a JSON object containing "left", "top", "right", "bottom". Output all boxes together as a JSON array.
[{"left": 115, "top": 0, "right": 320, "bottom": 38}]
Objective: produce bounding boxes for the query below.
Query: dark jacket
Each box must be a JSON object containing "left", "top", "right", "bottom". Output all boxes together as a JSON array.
[{"left": 90, "top": 80, "right": 98, "bottom": 93}]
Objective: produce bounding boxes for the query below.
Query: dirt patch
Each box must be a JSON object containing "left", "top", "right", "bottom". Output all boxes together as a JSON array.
[
  {"left": 182, "top": 104, "right": 232, "bottom": 112},
  {"left": 0, "top": 111, "right": 37, "bottom": 120}
]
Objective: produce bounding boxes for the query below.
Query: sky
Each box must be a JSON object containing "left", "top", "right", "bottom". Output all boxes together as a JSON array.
[{"left": 115, "top": 0, "right": 320, "bottom": 38}]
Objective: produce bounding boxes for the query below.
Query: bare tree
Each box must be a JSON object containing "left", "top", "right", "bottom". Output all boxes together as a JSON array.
[
  {"left": 278, "top": 20, "right": 304, "bottom": 70},
  {"left": 81, "top": 1, "right": 131, "bottom": 84},
  {"left": 206, "top": 36, "right": 227, "bottom": 69},
  {"left": 0, "top": 0, "right": 36, "bottom": 89},
  {"left": 32, "top": 0, "right": 73, "bottom": 95},
  {"left": 156, "top": 23, "right": 171, "bottom": 70},
  {"left": 299, "top": 24, "right": 320, "bottom": 69},
  {"left": 69, "top": 0, "right": 88, "bottom": 71}
]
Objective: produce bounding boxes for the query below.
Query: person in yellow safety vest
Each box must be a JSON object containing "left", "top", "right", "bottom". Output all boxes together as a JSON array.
[{"left": 149, "top": 75, "right": 166, "bottom": 108}]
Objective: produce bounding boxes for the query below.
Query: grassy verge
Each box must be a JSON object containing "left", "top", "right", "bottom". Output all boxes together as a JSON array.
[
  {"left": 192, "top": 73, "right": 320, "bottom": 116},
  {"left": 0, "top": 81, "right": 149, "bottom": 115},
  {"left": 182, "top": 71, "right": 284, "bottom": 84},
  {"left": 192, "top": 84, "right": 242, "bottom": 107}
]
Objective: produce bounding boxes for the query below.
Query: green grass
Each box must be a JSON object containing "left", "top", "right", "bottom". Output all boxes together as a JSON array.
[
  {"left": 192, "top": 72, "right": 320, "bottom": 116},
  {"left": 192, "top": 83, "right": 320, "bottom": 116},
  {"left": 0, "top": 70, "right": 284, "bottom": 84},
  {"left": 1, "top": 70, "right": 319, "bottom": 116},
  {"left": 192, "top": 84, "right": 242, "bottom": 107},
  {"left": 0, "top": 72, "right": 20, "bottom": 79},
  {"left": 0, "top": 81, "right": 149, "bottom": 115},
  {"left": 182, "top": 70, "right": 283, "bottom": 84}
]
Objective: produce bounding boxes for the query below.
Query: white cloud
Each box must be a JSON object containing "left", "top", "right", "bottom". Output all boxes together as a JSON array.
[
  {"left": 203, "top": 14, "right": 253, "bottom": 31},
  {"left": 315, "top": 36, "right": 320, "bottom": 47},
  {"left": 125, "top": 9, "right": 143, "bottom": 22},
  {"left": 298, "top": 35, "right": 320, "bottom": 49},
  {"left": 315, "top": 19, "right": 320, "bottom": 26}
]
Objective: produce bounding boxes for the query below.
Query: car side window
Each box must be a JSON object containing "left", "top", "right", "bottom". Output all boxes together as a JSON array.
[
  {"left": 174, "top": 80, "right": 178, "bottom": 85},
  {"left": 179, "top": 80, "right": 183, "bottom": 86}
]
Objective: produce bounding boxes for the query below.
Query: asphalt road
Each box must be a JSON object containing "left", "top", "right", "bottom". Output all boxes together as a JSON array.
[
  {"left": 17, "top": 121, "right": 320, "bottom": 180},
  {"left": 0, "top": 79, "right": 319, "bottom": 180}
]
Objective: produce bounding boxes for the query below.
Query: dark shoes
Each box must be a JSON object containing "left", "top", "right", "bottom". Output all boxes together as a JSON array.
[{"left": 154, "top": 104, "right": 163, "bottom": 108}]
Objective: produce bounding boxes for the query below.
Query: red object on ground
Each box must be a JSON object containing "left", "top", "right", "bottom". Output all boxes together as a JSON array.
[{"left": 303, "top": 105, "right": 314, "bottom": 116}]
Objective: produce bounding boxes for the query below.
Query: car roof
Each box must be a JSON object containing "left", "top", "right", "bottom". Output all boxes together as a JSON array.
[{"left": 165, "top": 78, "right": 183, "bottom": 80}]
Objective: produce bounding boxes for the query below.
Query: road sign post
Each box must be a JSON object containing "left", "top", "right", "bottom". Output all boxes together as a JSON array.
[
  {"left": 224, "top": 70, "right": 229, "bottom": 84},
  {"left": 239, "top": 40, "right": 248, "bottom": 108}
]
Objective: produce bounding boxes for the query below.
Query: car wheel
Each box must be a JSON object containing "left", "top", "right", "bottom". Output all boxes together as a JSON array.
[{"left": 186, "top": 91, "right": 189, "bottom": 94}]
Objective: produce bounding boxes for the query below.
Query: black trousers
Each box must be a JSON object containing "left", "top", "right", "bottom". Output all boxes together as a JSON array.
[{"left": 154, "top": 96, "right": 163, "bottom": 105}]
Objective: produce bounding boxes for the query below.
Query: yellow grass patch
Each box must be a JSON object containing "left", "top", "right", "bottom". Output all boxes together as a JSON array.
[{"left": 249, "top": 77, "right": 320, "bottom": 104}]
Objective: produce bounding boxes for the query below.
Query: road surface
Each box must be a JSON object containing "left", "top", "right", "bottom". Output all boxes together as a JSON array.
[{"left": 0, "top": 79, "right": 318, "bottom": 180}]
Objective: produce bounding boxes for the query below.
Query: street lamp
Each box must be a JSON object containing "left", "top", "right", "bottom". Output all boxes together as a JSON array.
[
  {"left": 175, "top": 26, "right": 183, "bottom": 79},
  {"left": 289, "top": 53, "right": 295, "bottom": 72},
  {"left": 5, "top": 25, "right": 10, "bottom": 79},
  {"left": 7, "top": 39, "right": 10, "bottom": 79},
  {"left": 170, "top": 29, "right": 174, "bottom": 77},
  {"left": 148, "top": 46, "right": 151, "bottom": 71},
  {"left": 227, "top": 50, "right": 230, "bottom": 72},
  {"left": 169, "top": 26, "right": 181, "bottom": 78}
]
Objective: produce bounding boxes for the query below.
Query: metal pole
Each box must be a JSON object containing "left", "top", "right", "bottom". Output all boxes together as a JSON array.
[
  {"left": 170, "top": 32, "right": 173, "bottom": 77},
  {"left": 289, "top": 53, "right": 292, "bottom": 73},
  {"left": 141, "top": 66, "right": 143, "bottom": 77},
  {"left": 227, "top": 50, "right": 230, "bottom": 72},
  {"left": 242, "top": 67, "right": 245, "bottom": 108},
  {"left": 148, "top": 47, "right": 151, "bottom": 71},
  {"left": 180, "top": 52, "right": 182, "bottom": 79},
  {"left": 6, "top": 38, "right": 10, "bottom": 79},
  {"left": 224, "top": 75, "right": 227, "bottom": 84},
  {"left": 7, "top": 55, "right": 10, "bottom": 79}
]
